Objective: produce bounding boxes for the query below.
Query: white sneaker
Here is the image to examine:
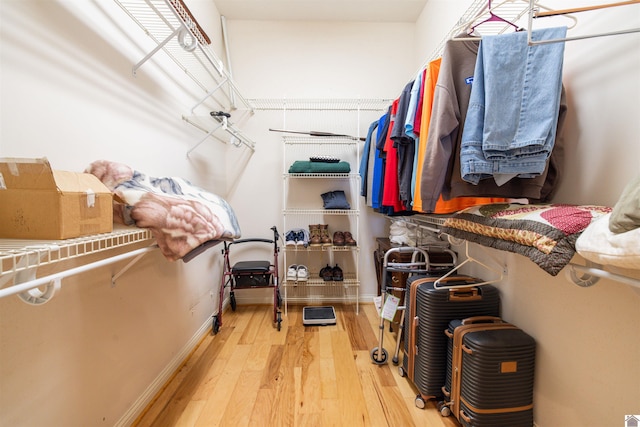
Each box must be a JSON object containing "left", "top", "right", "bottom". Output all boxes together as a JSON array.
[
  {"left": 287, "top": 264, "right": 298, "bottom": 281},
  {"left": 297, "top": 265, "right": 308, "bottom": 282}
]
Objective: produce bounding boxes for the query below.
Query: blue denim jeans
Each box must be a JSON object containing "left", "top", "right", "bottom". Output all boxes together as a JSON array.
[{"left": 461, "top": 26, "right": 567, "bottom": 184}]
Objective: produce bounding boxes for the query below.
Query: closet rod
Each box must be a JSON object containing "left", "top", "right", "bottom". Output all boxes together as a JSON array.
[
  {"left": 534, "top": 0, "right": 640, "bottom": 17},
  {"left": 0, "top": 245, "right": 158, "bottom": 304},
  {"left": 527, "top": 0, "right": 640, "bottom": 44},
  {"left": 566, "top": 263, "right": 640, "bottom": 290}
]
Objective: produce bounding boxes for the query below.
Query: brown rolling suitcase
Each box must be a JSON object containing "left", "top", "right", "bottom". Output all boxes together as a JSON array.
[
  {"left": 441, "top": 316, "right": 536, "bottom": 427},
  {"left": 401, "top": 275, "right": 501, "bottom": 408}
]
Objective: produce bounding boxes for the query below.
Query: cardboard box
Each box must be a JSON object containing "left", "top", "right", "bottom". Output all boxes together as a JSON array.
[{"left": 0, "top": 158, "right": 113, "bottom": 239}]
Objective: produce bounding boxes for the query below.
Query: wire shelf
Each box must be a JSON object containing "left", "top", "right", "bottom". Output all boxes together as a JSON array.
[{"left": 0, "top": 226, "right": 154, "bottom": 278}]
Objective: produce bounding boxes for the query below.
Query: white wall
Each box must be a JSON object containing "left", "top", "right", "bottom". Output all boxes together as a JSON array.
[
  {"left": 414, "top": 2, "right": 640, "bottom": 427},
  {"left": 0, "top": 0, "right": 237, "bottom": 425}
]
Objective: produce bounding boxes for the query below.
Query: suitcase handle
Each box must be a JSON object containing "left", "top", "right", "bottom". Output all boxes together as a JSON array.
[
  {"left": 461, "top": 316, "right": 503, "bottom": 325},
  {"left": 412, "top": 316, "right": 420, "bottom": 356},
  {"left": 448, "top": 288, "right": 481, "bottom": 301},
  {"left": 441, "top": 386, "right": 450, "bottom": 397}
]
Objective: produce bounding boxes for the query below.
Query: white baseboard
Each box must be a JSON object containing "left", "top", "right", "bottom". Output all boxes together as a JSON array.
[
  {"left": 114, "top": 317, "right": 213, "bottom": 427},
  {"left": 235, "top": 293, "right": 378, "bottom": 305}
]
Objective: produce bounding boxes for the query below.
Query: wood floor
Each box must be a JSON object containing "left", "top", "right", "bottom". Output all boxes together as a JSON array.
[{"left": 133, "top": 303, "right": 461, "bottom": 427}]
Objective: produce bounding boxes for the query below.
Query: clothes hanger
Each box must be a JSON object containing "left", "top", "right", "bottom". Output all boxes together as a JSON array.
[
  {"left": 450, "top": 0, "right": 577, "bottom": 42},
  {"left": 468, "top": 0, "right": 521, "bottom": 35},
  {"left": 433, "top": 240, "right": 504, "bottom": 289}
]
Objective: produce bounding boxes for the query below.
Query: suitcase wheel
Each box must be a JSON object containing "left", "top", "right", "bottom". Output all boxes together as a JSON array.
[
  {"left": 370, "top": 347, "right": 388, "bottom": 365},
  {"left": 414, "top": 395, "right": 426, "bottom": 409},
  {"left": 437, "top": 401, "right": 451, "bottom": 417},
  {"left": 398, "top": 366, "right": 406, "bottom": 377}
]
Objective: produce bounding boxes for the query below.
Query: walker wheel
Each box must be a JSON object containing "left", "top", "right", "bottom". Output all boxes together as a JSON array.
[
  {"left": 230, "top": 293, "right": 237, "bottom": 311},
  {"left": 277, "top": 311, "right": 282, "bottom": 331},
  {"left": 212, "top": 316, "right": 220, "bottom": 335},
  {"left": 370, "top": 347, "right": 388, "bottom": 365}
]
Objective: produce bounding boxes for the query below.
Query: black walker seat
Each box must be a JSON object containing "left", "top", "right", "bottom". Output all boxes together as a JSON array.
[
  {"left": 232, "top": 260, "right": 273, "bottom": 288},
  {"left": 213, "top": 226, "right": 281, "bottom": 334}
]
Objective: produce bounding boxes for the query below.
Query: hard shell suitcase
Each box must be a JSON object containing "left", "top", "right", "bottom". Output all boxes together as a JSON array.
[
  {"left": 442, "top": 316, "right": 536, "bottom": 427},
  {"left": 401, "top": 275, "right": 501, "bottom": 407}
]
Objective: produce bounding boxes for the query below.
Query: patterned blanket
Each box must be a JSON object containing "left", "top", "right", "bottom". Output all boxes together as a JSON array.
[
  {"left": 440, "top": 203, "right": 612, "bottom": 276},
  {"left": 86, "top": 160, "right": 241, "bottom": 261}
]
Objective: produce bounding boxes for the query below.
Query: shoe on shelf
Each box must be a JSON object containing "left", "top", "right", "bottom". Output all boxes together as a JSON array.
[
  {"left": 297, "top": 265, "right": 309, "bottom": 282},
  {"left": 343, "top": 231, "right": 357, "bottom": 246},
  {"left": 320, "top": 224, "right": 332, "bottom": 246},
  {"left": 295, "top": 230, "right": 308, "bottom": 247},
  {"left": 320, "top": 264, "right": 333, "bottom": 281},
  {"left": 333, "top": 231, "right": 345, "bottom": 246},
  {"left": 332, "top": 264, "right": 344, "bottom": 281},
  {"left": 309, "top": 224, "right": 322, "bottom": 246},
  {"left": 287, "top": 264, "right": 298, "bottom": 280},
  {"left": 285, "top": 230, "right": 297, "bottom": 246}
]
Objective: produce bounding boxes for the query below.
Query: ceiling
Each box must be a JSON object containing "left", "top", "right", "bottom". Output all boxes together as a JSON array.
[{"left": 212, "top": 0, "right": 431, "bottom": 23}]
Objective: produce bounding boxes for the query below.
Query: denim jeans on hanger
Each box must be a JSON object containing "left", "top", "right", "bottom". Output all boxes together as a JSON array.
[{"left": 460, "top": 26, "right": 567, "bottom": 185}]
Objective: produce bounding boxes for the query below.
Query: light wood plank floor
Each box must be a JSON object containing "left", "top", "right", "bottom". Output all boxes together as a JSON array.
[{"left": 134, "top": 303, "right": 461, "bottom": 427}]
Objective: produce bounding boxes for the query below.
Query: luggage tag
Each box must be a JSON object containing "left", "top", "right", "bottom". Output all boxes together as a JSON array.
[{"left": 381, "top": 294, "right": 400, "bottom": 321}]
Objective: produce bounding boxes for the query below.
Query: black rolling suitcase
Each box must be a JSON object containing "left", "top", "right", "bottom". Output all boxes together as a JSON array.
[
  {"left": 401, "top": 275, "right": 501, "bottom": 407},
  {"left": 442, "top": 316, "right": 536, "bottom": 427}
]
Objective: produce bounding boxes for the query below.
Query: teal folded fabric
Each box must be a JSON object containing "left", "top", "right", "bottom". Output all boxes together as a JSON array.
[{"left": 288, "top": 161, "right": 351, "bottom": 173}]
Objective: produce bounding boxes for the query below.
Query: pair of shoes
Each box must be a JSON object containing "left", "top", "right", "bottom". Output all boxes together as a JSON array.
[
  {"left": 309, "top": 224, "right": 332, "bottom": 246},
  {"left": 319, "top": 264, "right": 343, "bottom": 281},
  {"left": 285, "top": 229, "right": 308, "bottom": 247},
  {"left": 332, "top": 231, "right": 356, "bottom": 246},
  {"left": 287, "top": 264, "right": 308, "bottom": 281}
]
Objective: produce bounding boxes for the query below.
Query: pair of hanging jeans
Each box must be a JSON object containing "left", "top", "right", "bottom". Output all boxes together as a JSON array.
[{"left": 460, "top": 26, "right": 567, "bottom": 185}]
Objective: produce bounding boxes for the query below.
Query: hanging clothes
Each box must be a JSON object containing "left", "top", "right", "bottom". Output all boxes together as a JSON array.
[
  {"left": 460, "top": 26, "right": 568, "bottom": 185},
  {"left": 371, "top": 109, "right": 390, "bottom": 210},
  {"left": 382, "top": 98, "right": 407, "bottom": 212},
  {"left": 392, "top": 81, "right": 417, "bottom": 209},
  {"left": 359, "top": 119, "right": 379, "bottom": 201},
  {"left": 414, "top": 56, "right": 506, "bottom": 214},
  {"left": 420, "top": 36, "right": 482, "bottom": 213},
  {"left": 420, "top": 34, "right": 569, "bottom": 212}
]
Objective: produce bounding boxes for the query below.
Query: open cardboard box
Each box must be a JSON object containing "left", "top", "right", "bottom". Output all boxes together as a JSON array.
[{"left": 0, "top": 157, "right": 113, "bottom": 239}]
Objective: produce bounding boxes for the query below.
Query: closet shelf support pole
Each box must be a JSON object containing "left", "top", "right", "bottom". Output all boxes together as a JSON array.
[
  {"left": 132, "top": 25, "right": 183, "bottom": 76},
  {"left": 190, "top": 78, "right": 229, "bottom": 114}
]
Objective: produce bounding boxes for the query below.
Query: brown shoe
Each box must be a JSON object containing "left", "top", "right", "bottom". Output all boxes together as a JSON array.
[
  {"left": 320, "top": 224, "right": 332, "bottom": 246},
  {"left": 332, "top": 264, "right": 344, "bottom": 281},
  {"left": 333, "top": 231, "right": 345, "bottom": 246},
  {"left": 309, "top": 224, "right": 322, "bottom": 246},
  {"left": 320, "top": 264, "right": 333, "bottom": 281},
  {"left": 343, "top": 231, "right": 356, "bottom": 246}
]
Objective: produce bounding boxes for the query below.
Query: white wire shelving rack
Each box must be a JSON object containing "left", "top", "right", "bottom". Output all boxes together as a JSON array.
[
  {"left": 114, "top": 0, "right": 256, "bottom": 152},
  {"left": 0, "top": 226, "right": 156, "bottom": 305}
]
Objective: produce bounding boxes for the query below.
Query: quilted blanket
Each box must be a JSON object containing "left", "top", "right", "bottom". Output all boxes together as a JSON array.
[
  {"left": 440, "top": 203, "right": 612, "bottom": 276},
  {"left": 86, "top": 160, "right": 241, "bottom": 261}
]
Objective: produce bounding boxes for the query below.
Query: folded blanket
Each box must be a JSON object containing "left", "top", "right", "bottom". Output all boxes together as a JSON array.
[
  {"left": 86, "top": 160, "right": 241, "bottom": 261},
  {"left": 441, "top": 203, "right": 611, "bottom": 276},
  {"left": 288, "top": 160, "right": 351, "bottom": 174}
]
